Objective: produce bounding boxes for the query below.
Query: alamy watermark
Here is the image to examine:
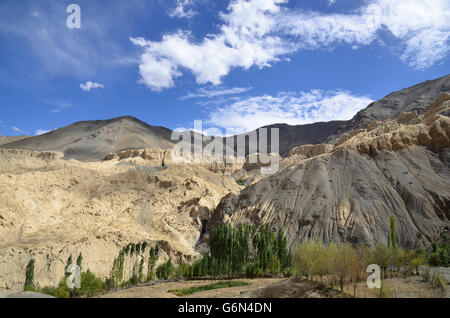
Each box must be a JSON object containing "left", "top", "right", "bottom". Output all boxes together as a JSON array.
[
  {"left": 170, "top": 120, "right": 280, "bottom": 175},
  {"left": 66, "top": 4, "right": 81, "bottom": 29},
  {"left": 366, "top": 264, "right": 381, "bottom": 288},
  {"left": 66, "top": 264, "right": 81, "bottom": 289}
]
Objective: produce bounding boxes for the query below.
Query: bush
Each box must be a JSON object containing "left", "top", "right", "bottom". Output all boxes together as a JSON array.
[
  {"left": 156, "top": 258, "right": 175, "bottom": 280},
  {"left": 431, "top": 273, "right": 447, "bottom": 297},
  {"left": 78, "top": 270, "right": 103, "bottom": 297}
]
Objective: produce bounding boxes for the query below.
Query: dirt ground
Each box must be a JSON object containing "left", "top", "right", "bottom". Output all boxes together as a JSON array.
[
  {"left": 102, "top": 278, "right": 286, "bottom": 298},
  {"left": 102, "top": 275, "right": 448, "bottom": 298}
]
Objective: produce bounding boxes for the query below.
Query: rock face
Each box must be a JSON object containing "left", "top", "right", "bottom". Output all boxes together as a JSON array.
[
  {"left": 208, "top": 95, "right": 450, "bottom": 250},
  {"left": 0, "top": 149, "right": 241, "bottom": 291},
  {"left": 290, "top": 144, "right": 333, "bottom": 159}
]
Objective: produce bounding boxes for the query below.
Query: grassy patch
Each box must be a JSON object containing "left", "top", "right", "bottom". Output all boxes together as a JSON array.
[{"left": 169, "top": 280, "right": 250, "bottom": 296}]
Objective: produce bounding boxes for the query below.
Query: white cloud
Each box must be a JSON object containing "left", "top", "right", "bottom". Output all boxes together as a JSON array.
[
  {"left": 12, "top": 126, "right": 26, "bottom": 134},
  {"left": 182, "top": 87, "right": 252, "bottom": 99},
  {"left": 35, "top": 129, "right": 52, "bottom": 136},
  {"left": 43, "top": 99, "right": 73, "bottom": 112},
  {"left": 132, "top": 0, "right": 450, "bottom": 90},
  {"left": 131, "top": 0, "right": 294, "bottom": 90},
  {"left": 80, "top": 81, "right": 105, "bottom": 92},
  {"left": 168, "top": 0, "right": 197, "bottom": 19},
  {"left": 206, "top": 90, "right": 373, "bottom": 132},
  {"left": 281, "top": 0, "right": 450, "bottom": 70},
  {"left": 328, "top": 0, "right": 336, "bottom": 6}
]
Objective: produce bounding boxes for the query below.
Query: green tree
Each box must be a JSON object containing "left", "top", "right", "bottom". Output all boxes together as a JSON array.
[
  {"left": 24, "top": 258, "right": 35, "bottom": 290},
  {"left": 76, "top": 253, "right": 83, "bottom": 271},
  {"left": 138, "top": 258, "right": 145, "bottom": 283},
  {"left": 277, "top": 228, "right": 289, "bottom": 271},
  {"left": 371, "top": 244, "right": 392, "bottom": 279},
  {"left": 147, "top": 245, "right": 160, "bottom": 281},
  {"left": 78, "top": 270, "right": 103, "bottom": 297},
  {"left": 156, "top": 258, "right": 175, "bottom": 280},
  {"left": 390, "top": 216, "right": 397, "bottom": 250}
]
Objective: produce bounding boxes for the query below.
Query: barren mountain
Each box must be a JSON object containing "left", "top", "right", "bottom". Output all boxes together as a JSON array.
[
  {"left": 207, "top": 94, "right": 450, "bottom": 250},
  {"left": 0, "top": 135, "right": 29, "bottom": 146},
  {"left": 217, "top": 74, "right": 450, "bottom": 156},
  {"left": 345, "top": 74, "right": 450, "bottom": 130},
  {"left": 2, "top": 75, "right": 448, "bottom": 160},
  {"left": 0, "top": 116, "right": 174, "bottom": 161}
]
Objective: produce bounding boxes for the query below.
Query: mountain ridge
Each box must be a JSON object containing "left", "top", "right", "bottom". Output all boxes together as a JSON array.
[{"left": 1, "top": 74, "right": 449, "bottom": 160}]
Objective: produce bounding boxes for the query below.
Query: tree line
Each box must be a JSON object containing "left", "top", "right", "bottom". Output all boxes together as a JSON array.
[{"left": 22, "top": 216, "right": 448, "bottom": 297}]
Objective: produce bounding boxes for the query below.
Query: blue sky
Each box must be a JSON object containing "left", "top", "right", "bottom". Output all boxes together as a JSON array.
[{"left": 0, "top": 0, "right": 449, "bottom": 136}]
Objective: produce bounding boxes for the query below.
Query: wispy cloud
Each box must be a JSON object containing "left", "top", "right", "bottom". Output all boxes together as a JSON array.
[
  {"left": 43, "top": 99, "right": 73, "bottom": 113},
  {"left": 0, "top": 1, "right": 146, "bottom": 79},
  {"left": 35, "top": 129, "right": 53, "bottom": 136},
  {"left": 12, "top": 126, "right": 27, "bottom": 134},
  {"left": 132, "top": 0, "right": 450, "bottom": 91},
  {"left": 168, "top": 0, "right": 197, "bottom": 19},
  {"left": 328, "top": 0, "right": 336, "bottom": 6},
  {"left": 80, "top": 81, "right": 105, "bottom": 92},
  {"left": 182, "top": 87, "right": 252, "bottom": 99},
  {"left": 206, "top": 90, "right": 373, "bottom": 133}
]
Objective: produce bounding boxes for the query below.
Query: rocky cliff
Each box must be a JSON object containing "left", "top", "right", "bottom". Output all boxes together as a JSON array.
[
  {"left": 208, "top": 94, "right": 450, "bottom": 250},
  {"left": 0, "top": 149, "right": 242, "bottom": 290}
]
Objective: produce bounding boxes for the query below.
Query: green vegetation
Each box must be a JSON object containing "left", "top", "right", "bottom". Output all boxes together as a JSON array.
[
  {"left": 236, "top": 178, "right": 246, "bottom": 186},
  {"left": 65, "top": 254, "right": 73, "bottom": 277},
  {"left": 76, "top": 253, "right": 83, "bottom": 271},
  {"left": 169, "top": 281, "right": 250, "bottom": 296},
  {"left": 24, "top": 258, "right": 35, "bottom": 291},
  {"left": 184, "top": 224, "right": 291, "bottom": 279},
  {"left": 156, "top": 258, "right": 175, "bottom": 280},
  {"left": 147, "top": 245, "right": 160, "bottom": 281},
  {"left": 22, "top": 218, "right": 449, "bottom": 298},
  {"left": 30, "top": 269, "right": 103, "bottom": 298},
  {"left": 428, "top": 233, "right": 449, "bottom": 267},
  {"left": 290, "top": 216, "right": 443, "bottom": 296}
]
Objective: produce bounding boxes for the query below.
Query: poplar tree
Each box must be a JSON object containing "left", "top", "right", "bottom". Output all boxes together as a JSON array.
[
  {"left": 24, "top": 258, "right": 35, "bottom": 290},
  {"left": 390, "top": 216, "right": 397, "bottom": 249},
  {"left": 76, "top": 253, "right": 83, "bottom": 271}
]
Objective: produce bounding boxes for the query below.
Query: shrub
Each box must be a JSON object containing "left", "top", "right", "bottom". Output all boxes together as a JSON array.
[
  {"left": 374, "top": 281, "right": 392, "bottom": 298},
  {"left": 78, "top": 270, "right": 103, "bottom": 297},
  {"left": 431, "top": 273, "right": 447, "bottom": 297}
]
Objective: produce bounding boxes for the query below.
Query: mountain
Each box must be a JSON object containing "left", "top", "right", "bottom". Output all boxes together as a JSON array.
[
  {"left": 347, "top": 74, "right": 450, "bottom": 130},
  {"left": 251, "top": 74, "right": 450, "bottom": 154},
  {"left": 207, "top": 93, "right": 450, "bottom": 249},
  {"left": 0, "top": 116, "right": 174, "bottom": 161},
  {"left": 1, "top": 75, "right": 449, "bottom": 160},
  {"left": 0, "top": 135, "right": 29, "bottom": 146}
]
